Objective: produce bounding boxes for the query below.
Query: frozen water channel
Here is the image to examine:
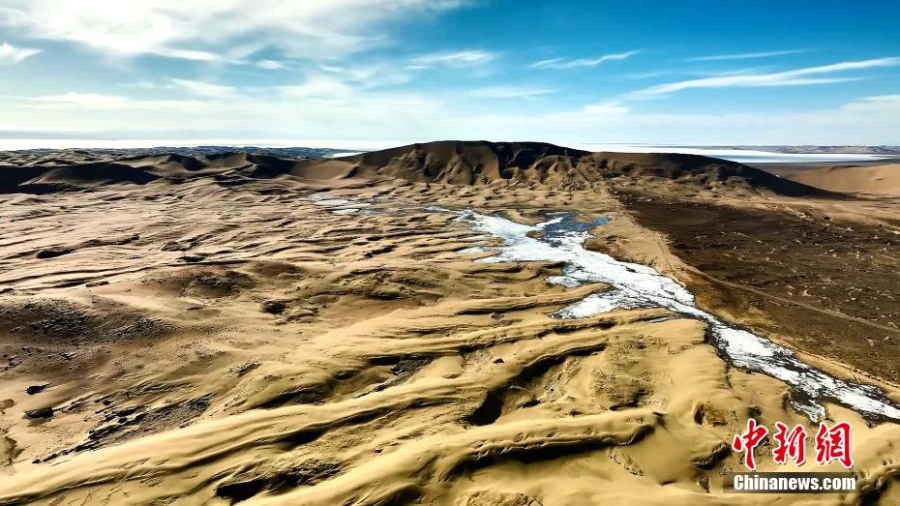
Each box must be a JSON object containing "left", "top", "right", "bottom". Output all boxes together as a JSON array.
[{"left": 456, "top": 210, "right": 900, "bottom": 423}]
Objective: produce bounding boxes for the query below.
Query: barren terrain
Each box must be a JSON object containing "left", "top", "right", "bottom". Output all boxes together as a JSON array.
[{"left": 1, "top": 142, "right": 899, "bottom": 505}]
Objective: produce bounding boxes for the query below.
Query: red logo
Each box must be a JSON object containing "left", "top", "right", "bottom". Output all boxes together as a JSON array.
[
  {"left": 733, "top": 419, "right": 854, "bottom": 470},
  {"left": 814, "top": 421, "right": 854, "bottom": 469},
  {"left": 772, "top": 422, "right": 807, "bottom": 465},
  {"left": 732, "top": 418, "right": 768, "bottom": 470}
]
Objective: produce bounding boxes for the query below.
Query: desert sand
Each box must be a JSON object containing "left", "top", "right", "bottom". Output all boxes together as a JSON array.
[
  {"left": 1, "top": 142, "right": 899, "bottom": 505},
  {"left": 780, "top": 164, "right": 900, "bottom": 196}
]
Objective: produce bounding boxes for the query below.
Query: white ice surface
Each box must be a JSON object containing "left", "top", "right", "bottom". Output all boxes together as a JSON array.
[
  {"left": 457, "top": 246, "right": 493, "bottom": 254},
  {"left": 314, "top": 199, "right": 352, "bottom": 206},
  {"left": 546, "top": 275, "right": 582, "bottom": 289}
]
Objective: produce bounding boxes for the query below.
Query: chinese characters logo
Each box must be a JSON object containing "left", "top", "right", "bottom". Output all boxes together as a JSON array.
[{"left": 732, "top": 419, "right": 854, "bottom": 470}]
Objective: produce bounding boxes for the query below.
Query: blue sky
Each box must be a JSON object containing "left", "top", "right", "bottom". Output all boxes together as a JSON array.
[{"left": 0, "top": 0, "right": 898, "bottom": 147}]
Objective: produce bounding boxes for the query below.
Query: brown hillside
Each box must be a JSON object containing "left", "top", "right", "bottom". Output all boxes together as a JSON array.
[
  {"left": 0, "top": 141, "right": 832, "bottom": 197},
  {"left": 0, "top": 153, "right": 307, "bottom": 193},
  {"left": 318, "top": 141, "right": 834, "bottom": 196}
]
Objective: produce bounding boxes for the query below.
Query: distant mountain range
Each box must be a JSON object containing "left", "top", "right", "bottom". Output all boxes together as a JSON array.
[
  {"left": 3, "top": 144, "right": 899, "bottom": 169},
  {"left": 689, "top": 145, "right": 900, "bottom": 155},
  {"left": 3, "top": 146, "right": 349, "bottom": 165},
  {"left": 0, "top": 141, "right": 831, "bottom": 197}
]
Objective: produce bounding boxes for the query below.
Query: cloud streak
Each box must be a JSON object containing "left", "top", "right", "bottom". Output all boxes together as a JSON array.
[
  {"left": 169, "top": 79, "right": 237, "bottom": 98},
  {"left": 0, "top": 41, "right": 40, "bottom": 64},
  {"left": 855, "top": 94, "right": 900, "bottom": 103},
  {"left": 408, "top": 50, "right": 498, "bottom": 69},
  {"left": 467, "top": 86, "right": 555, "bottom": 99},
  {"left": 629, "top": 57, "right": 900, "bottom": 97},
  {"left": 582, "top": 101, "right": 630, "bottom": 115},
  {"left": 25, "top": 92, "right": 204, "bottom": 110},
  {"left": 255, "top": 59, "right": 285, "bottom": 70},
  {"left": 530, "top": 50, "right": 640, "bottom": 69},
  {"left": 688, "top": 49, "right": 807, "bottom": 62}
]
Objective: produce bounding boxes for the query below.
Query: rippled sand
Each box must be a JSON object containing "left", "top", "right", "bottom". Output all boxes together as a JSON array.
[{"left": 1, "top": 176, "right": 899, "bottom": 505}]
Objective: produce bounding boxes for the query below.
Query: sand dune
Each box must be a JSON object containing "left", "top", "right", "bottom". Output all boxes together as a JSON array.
[
  {"left": 326, "top": 141, "right": 831, "bottom": 196},
  {"left": 0, "top": 141, "right": 831, "bottom": 198},
  {"left": 0, "top": 143, "right": 899, "bottom": 505},
  {"left": 0, "top": 152, "right": 316, "bottom": 193},
  {"left": 783, "top": 164, "right": 900, "bottom": 195}
]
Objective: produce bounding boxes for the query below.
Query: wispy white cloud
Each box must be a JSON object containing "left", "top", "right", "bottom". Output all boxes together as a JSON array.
[
  {"left": 255, "top": 59, "right": 285, "bottom": 70},
  {"left": 688, "top": 49, "right": 807, "bottom": 62},
  {"left": 121, "top": 78, "right": 237, "bottom": 97},
  {"left": 408, "top": 50, "right": 498, "bottom": 69},
  {"left": 156, "top": 48, "right": 220, "bottom": 62},
  {"left": 530, "top": 50, "right": 640, "bottom": 70},
  {"left": 25, "top": 92, "right": 204, "bottom": 110},
  {"left": 582, "top": 101, "right": 630, "bottom": 115},
  {"left": 0, "top": 1, "right": 469, "bottom": 61},
  {"left": 468, "top": 86, "right": 555, "bottom": 99},
  {"left": 0, "top": 41, "right": 41, "bottom": 64},
  {"left": 279, "top": 76, "right": 355, "bottom": 101},
  {"left": 128, "top": 79, "right": 161, "bottom": 90},
  {"left": 6, "top": 88, "right": 900, "bottom": 145},
  {"left": 30, "top": 93, "right": 133, "bottom": 109},
  {"left": 276, "top": 71, "right": 431, "bottom": 120},
  {"left": 840, "top": 94, "right": 900, "bottom": 114},
  {"left": 169, "top": 78, "right": 236, "bottom": 98},
  {"left": 629, "top": 57, "right": 900, "bottom": 98},
  {"left": 625, "top": 70, "right": 671, "bottom": 80},
  {"left": 318, "top": 64, "right": 411, "bottom": 88},
  {"left": 855, "top": 94, "right": 900, "bottom": 103}
]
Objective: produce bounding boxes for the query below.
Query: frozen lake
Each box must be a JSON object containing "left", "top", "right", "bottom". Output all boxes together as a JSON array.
[{"left": 569, "top": 143, "right": 893, "bottom": 164}]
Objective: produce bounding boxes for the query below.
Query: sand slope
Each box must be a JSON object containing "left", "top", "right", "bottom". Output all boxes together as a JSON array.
[
  {"left": 0, "top": 146, "right": 898, "bottom": 505},
  {"left": 0, "top": 152, "right": 319, "bottom": 193},
  {"left": 324, "top": 141, "right": 831, "bottom": 196},
  {"left": 783, "top": 164, "right": 900, "bottom": 195}
]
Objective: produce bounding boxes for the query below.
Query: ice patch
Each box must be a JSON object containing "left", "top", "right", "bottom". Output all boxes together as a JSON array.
[
  {"left": 457, "top": 246, "right": 493, "bottom": 254},
  {"left": 552, "top": 292, "right": 637, "bottom": 317},
  {"left": 536, "top": 215, "right": 566, "bottom": 229},
  {"left": 546, "top": 275, "right": 582, "bottom": 288},
  {"left": 314, "top": 199, "right": 352, "bottom": 206}
]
